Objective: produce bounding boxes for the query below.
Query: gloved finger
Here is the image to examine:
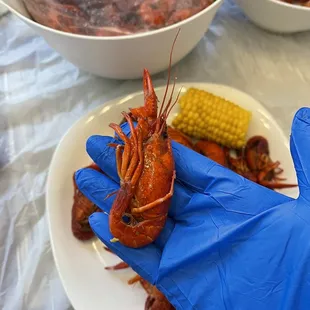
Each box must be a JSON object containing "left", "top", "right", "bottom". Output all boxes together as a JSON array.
[
  {"left": 168, "top": 181, "right": 195, "bottom": 218},
  {"left": 204, "top": 163, "right": 293, "bottom": 214},
  {"left": 290, "top": 107, "right": 310, "bottom": 200},
  {"left": 86, "top": 135, "right": 120, "bottom": 183},
  {"left": 153, "top": 218, "right": 175, "bottom": 250},
  {"left": 74, "top": 168, "right": 119, "bottom": 213},
  {"left": 172, "top": 141, "right": 293, "bottom": 211},
  {"left": 172, "top": 140, "right": 225, "bottom": 192},
  {"left": 75, "top": 166, "right": 176, "bottom": 249},
  {"left": 89, "top": 212, "right": 161, "bottom": 284}
]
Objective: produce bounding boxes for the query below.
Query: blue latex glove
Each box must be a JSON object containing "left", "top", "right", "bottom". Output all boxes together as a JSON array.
[{"left": 75, "top": 107, "right": 310, "bottom": 310}]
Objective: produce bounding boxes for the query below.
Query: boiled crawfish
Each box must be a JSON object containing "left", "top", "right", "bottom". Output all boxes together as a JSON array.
[
  {"left": 71, "top": 163, "right": 102, "bottom": 240},
  {"left": 139, "top": 0, "right": 214, "bottom": 28},
  {"left": 222, "top": 135, "right": 297, "bottom": 188},
  {"left": 195, "top": 139, "right": 228, "bottom": 167},
  {"left": 244, "top": 136, "right": 297, "bottom": 189},
  {"left": 226, "top": 150, "right": 257, "bottom": 183},
  {"left": 129, "top": 276, "right": 175, "bottom": 310},
  {"left": 107, "top": 35, "right": 181, "bottom": 248},
  {"left": 104, "top": 247, "right": 174, "bottom": 309},
  {"left": 167, "top": 126, "right": 195, "bottom": 150}
]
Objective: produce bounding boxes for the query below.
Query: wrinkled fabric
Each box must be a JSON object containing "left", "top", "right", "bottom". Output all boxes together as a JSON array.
[
  {"left": 1, "top": 0, "right": 310, "bottom": 308},
  {"left": 76, "top": 108, "right": 310, "bottom": 310}
]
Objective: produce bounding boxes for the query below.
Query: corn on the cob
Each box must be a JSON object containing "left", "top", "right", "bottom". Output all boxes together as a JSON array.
[{"left": 172, "top": 88, "right": 252, "bottom": 149}]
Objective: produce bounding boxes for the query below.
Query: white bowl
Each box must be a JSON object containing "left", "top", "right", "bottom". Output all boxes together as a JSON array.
[
  {"left": 235, "top": 0, "right": 310, "bottom": 33},
  {"left": 1, "top": 0, "right": 223, "bottom": 79}
]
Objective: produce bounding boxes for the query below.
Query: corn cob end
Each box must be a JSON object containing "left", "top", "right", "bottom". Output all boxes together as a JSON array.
[{"left": 172, "top": 88, "right": 252, "bottom": 149}]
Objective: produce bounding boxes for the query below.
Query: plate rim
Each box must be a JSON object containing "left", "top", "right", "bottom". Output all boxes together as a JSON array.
[{"left": 45, "top": 82, "right": 295, "bottom": 310}]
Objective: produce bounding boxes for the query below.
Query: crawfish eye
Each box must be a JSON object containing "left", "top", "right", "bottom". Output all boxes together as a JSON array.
[
  {"left": 122, "top": 213, "right": 138, "bottom": 226},
  {"left": 162, "top": 129, "right": 168, "bottom": 139},
  {"left": 122, "top": 215, "right": 131, "bottom": 224}
]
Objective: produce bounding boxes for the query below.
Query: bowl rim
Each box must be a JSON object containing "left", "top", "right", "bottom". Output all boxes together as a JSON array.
[
  {"left": 2, "top": 0, "right": 223, "bottom": 41},
  {"left": 267, "top": 0, "right": 310, "bottom": 12}
]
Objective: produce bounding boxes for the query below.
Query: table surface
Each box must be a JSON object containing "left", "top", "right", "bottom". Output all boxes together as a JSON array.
[{"left": 1, "top": 1, "right": 310, "bottom": 309}]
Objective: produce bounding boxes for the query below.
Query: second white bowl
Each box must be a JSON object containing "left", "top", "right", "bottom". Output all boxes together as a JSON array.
[{"left": 235, "top": 0, "right": 310, "bottom": 33}]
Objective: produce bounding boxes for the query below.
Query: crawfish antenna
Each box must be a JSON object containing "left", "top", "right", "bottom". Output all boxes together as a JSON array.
[
  {"left": 158, "top": 28, "right": 181, "bottom": 118},
  {"left": 159, "top": 85, "right": 183, "bottom": 135}
]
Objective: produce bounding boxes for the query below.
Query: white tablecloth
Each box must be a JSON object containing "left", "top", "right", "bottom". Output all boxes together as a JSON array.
[{"left": 1, "top": 1, "right": 310, "bottom": 309}]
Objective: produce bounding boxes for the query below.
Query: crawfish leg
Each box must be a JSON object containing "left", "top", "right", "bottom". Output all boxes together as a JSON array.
[
  {"left": 109, "top": 123, "right": 131, "bottom": 179},
  {"left": 128, "top": 274, "right": 142, "bottom": 284},
  {"left": 104, "top": 190, "right": 119, "bottom": 200},
  {"left": 105, "top": 261, "right": 129, "bottom": 270},
  {"left": 258, "top": 161, "right": 297, "bottom": 189},
  {"left": 123, "top": 113, "right": 140, "bottom": 182},
  {"left": 132, "top": 171, "right": 176, "bottom": 214},
  {"left": 131, "top": 127, "right": 144, "bottom": 186},
  {"left": 107, "top": 143, "right": 124, "bottom": 180},
  {"left": 260, "top": 182, "right": 297, "bottom": 189},
  {"left": 257, "top": 161, "right": 280, "bottom": 186},
  {"left": 116, "top": 145, "right": 123, "bottom": 180},
  {"left": 108, "top": 143, "right": 122, "bottom": 148}
]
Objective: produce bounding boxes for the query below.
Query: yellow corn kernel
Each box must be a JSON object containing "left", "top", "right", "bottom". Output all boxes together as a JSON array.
[{"left": 172, "top": 88, "right": 252, "bottom": 149}]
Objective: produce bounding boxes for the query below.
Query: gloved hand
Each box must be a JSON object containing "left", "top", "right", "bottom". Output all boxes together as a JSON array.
[{"left": 75, "top": 107, "right": 310, "bottom": 310}]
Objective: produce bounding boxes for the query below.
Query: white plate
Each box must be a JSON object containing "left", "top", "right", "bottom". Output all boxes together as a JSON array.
[{"left": 46, "top": 83, "right": 299, "bottom": 310}]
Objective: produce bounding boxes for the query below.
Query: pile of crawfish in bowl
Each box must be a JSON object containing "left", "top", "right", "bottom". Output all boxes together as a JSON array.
[
  {"left": 71, "top": 86, "right": 297, "bottom": 309},
  {"left": 23, "top": 0, "right": 217, "bottom": 36}
]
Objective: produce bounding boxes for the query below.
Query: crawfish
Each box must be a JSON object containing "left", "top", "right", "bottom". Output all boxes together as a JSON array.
[
  {"left": 71, "top": 163, "right": 102, "bottom": 240},
  {"left": 107, "top": 34, "right": 180, "bottom": 248},
  {"left": 129, "top": 276, "right": 175, "bottom": 310},
  {"left": 139, "top": 0, "right": 216, "bottom": 28},
  {"left": 138, "top": 0, "right": 174, "bottom": 28},
  {"left": 226, "top": 150, "right": 257, "bottom": 183},
  {"left": 167, "top": 126, "right": 195, "bottom": 150},
  {"left": 104, "top": 247, "right": 174, "bottom": 309},
  {"left": 195, "top": 140, "right": 227, "bottom": 167},
  {"left": 166, "top": 0, "right": 216, "bottom": 25},
  {"left": 244, "top": 136, "right": 297, "bottom": 189}
]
